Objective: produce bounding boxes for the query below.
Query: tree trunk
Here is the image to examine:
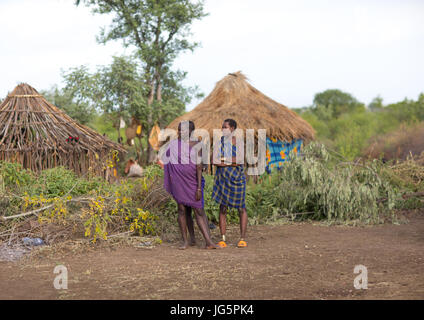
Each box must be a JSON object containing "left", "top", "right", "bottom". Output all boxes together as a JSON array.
[
  {"left": 117, "top": 127, "right": 121, "bottom": 144},
  {"left": 156, "top": 73, "right": 162, "bottom": 103},
  {"left": 116, "top": 115, "right": 122, "bottom": 144},
  {"left": 147, "top": 79, "right": 155, "bottom": 107},
  {"left": 145, "top": 77, "right": 155, "bottom": 164}
]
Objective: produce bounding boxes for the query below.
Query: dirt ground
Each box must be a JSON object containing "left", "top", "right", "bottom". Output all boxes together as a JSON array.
[{"left": 0, "top": 210, "right": 423, "bottom": 300}]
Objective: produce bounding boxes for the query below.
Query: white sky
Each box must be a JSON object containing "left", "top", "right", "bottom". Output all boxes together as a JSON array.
[{"left": 1, "top": 0, "right": 423, "bottom": 110}]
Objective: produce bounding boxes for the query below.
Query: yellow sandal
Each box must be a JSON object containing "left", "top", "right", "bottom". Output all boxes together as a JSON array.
[
  {"left": 237, "top": 239, "right": 247, "bottom": 248},
  {"left": 217, "top": 241, "right": 227, "bottom": 248},
  {"left": 218, "top": 235, "right": 227, "bottom": 248}
]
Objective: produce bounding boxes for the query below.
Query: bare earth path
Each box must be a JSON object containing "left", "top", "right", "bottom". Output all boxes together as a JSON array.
[{"left": 1, "top": 211, "right": 423, "bottom": 300}]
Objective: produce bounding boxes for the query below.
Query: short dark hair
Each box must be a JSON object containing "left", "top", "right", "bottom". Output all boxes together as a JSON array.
[
  {"left": 178, "top": 120, "right": 195, "bottom": 133},
  {"left": 224, "top": 118, "right": 237, "bottom": 129}
]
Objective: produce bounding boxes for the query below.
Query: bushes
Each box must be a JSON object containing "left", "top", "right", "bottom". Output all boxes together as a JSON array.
[
  {"left": 363, "top": 122, "right": 424, "bottom": 162},
  {"left": 0, "top": 163, "right": 169, "bottom": 243},
  {"left": 162, "top": 143, "right": 419, "bottom": 225},
  {"left": 32, "top": 167, "right": 88, "bottom": 197},
  {"left": 1, "top": 144, "right": 422, "bottom": 247},
  {"left": 0, "top": 162, "right": 110, "bottom": 199},
  {"left": 0, "top": 161, "right": 34, "bottom": 189},
  {"left": 78, "top": 178, "right": 163, "bottom": 242},
  {"left": 246, "top": 143, "right": 399, "bottom": 224},
  {"left": 298, "top": 92, "right": 424, "bottom": 161},
  {"left": 167, "top": 142, "right": 403, "bottom": 225}
]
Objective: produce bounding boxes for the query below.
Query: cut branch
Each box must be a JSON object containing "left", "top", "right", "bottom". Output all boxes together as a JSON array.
[{"left": 0, "top": 197, "right": 99, "bottom": 222}]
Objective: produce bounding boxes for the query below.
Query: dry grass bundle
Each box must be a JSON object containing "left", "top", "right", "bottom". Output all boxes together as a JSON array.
[
  {"left": 167, "top": 72, "right": 315, "bottom": 142},
  {"left": 0, "top": 83, "right": 126, "bottom": 177},
  {"left": 390, "top": 157, "right": 424, "bottom": 192}
]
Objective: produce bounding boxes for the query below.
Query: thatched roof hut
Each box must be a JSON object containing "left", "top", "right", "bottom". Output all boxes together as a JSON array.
[
  {"left": 167, "top": 72, "right": 315, "bottom": 143},
  {"left": 0, "top": 83, "right": 126, "bottom": 177}
]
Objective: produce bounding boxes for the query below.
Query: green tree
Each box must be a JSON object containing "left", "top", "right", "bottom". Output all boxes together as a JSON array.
[
  {"left": 313, "top": 89, "right": 365, "bottom": 119},
  {"left": 61, "top": 55, "right": 199, "bottom": 162},
  {"left": 368, "top": 95, "right": 384, "bottom": 112},
  {"left": 41, "top": 84, "right": 96, "bottom": 125},
  {"left": 75, "top": 0, "right": 207, "bottom": 162},
  {"left": 62, "top": 56, "right": 146, "bottom": 142},
  {"left": 385, "top": 94, "right": 424, "bottom": 125},
  {"left": 98, "top": 56, "right": 147, "bottom": 142}
]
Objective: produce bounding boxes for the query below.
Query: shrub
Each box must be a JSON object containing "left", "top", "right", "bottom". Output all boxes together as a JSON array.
[
  {"left": 246, "top": 143, "right": 399, "bottom": 224},
  {"left": 362, "top": 122, "right": 424, "bottom": 162},
  {"left": 0, "top": 161, "right": 34, "bottom": 189},
  {"left": 0, "top": 163, "right": 169, "bottom": 243}
]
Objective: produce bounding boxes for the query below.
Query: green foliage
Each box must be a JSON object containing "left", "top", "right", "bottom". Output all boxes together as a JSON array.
[
  {"left": 0, "top": 163, "right": 170, "bottom": 241},
  {"left": 142, "top": 164, "right": 164, "bottom": 180},
  {"left": 75, "top": 0, "right": 207, "bottom": 163},
  {"left": 76, "top": 0, "right": 207, "bottom": 71},
  {"left": 61, "top": 55, "right": 201, "bottom": 163},
  {"left": 298, "top": 90, "right": 424, "bottom": 161},
  {"left": 1, "top": 151, "right": 422, "bottom": 245},
  {"left": 202, "top": 174, "right": 220, "bottom": 223},
  {"left": 34, "top": 167, "right": 78, "bottom": 197},
  {"left": 312, "top": 89, "right": 366, "bottom": 120},
  {"left": 74, "top": 0, "right": 207, "bottom": 112},
  {"left": 0, "top": 161, "right": 34, "bottom": 189},
  {"left": 80, "top": 179, "right": 161, "bottom": 242},
  {"left": 385, "top": 94, "right": 424, "bottom": 124},
  {"left": 368, "top": 96, "right": 384, "bottom": 112},
  {"left": 98, "top": 56, "right": 147, "bottom": 119},
  {"left": 245, "top": 143, "right": 400, "bottom": 224},
  {"left": 20, "top": 167, "right": 108, "bottom": 198},
  {"left": 41, "top": 73, "right": 97, "bottom": 125},
  {"left": 88, "top": 113, "right": 125, "bottom": 143},
  {"left": 61, "top": 56, "right": 145, "bottom": 127}
]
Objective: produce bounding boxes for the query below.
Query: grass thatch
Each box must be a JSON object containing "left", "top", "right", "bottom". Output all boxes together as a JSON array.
[
  {"left": 167, "top": 71, "right": 315, "bottom": 142},
  {"left": 0, "top": 83, "right": 126, "bottom": 177}
]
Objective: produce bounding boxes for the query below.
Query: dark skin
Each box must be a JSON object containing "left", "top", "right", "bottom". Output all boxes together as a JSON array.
[
  {"left": 213, "top": 121, "right": 248, "bottom": 241},
  {"left": 184, "top": 206, "right": 196, "bottom": 246},
  {"left": 177, "top": 125, "right": 217, "bottom": 250}
]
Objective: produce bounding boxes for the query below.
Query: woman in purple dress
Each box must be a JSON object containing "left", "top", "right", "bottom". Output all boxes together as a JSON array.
[{"left": 163, "top": 121, "right": 217, "bottom": 250}]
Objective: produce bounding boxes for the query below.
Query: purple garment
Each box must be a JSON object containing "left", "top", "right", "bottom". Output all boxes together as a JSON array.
[{"left": 163, "top": 139, "right": 205, "bottom": 209}]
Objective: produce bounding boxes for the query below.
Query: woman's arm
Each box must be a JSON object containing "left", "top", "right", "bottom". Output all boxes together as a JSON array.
[
  {"left": 195, "top": 163, "right": 203, "bottom": 200},
  {"left": 193, "top": 141, "right": 203, "bottom": 200}
]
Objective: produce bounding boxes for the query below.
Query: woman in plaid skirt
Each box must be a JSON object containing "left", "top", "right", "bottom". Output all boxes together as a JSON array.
[{"left": 212, "top": 119, "right": 248, "bottom": 248}]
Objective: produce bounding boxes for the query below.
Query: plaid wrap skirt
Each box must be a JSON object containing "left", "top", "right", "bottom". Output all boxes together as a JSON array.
[{"left": 212, "top": 165, "right": 246, "bottom": 209}]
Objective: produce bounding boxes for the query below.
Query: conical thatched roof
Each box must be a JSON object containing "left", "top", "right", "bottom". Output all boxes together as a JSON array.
[
  {"left": 0, "top": 83, "right": 126, "bottom": 176},
  {"left": 167, "top": 71, "right": 315, "bottom": 142}
]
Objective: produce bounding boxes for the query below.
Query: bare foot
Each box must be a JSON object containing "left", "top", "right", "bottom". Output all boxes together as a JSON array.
[
  {"left": 190, "top": 239, "right": 196, "bottom": 246},
  {"left": 178, "top": 242, "right": 189, "bottom": 250}
]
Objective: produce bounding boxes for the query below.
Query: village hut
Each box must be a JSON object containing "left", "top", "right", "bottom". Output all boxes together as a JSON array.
[
  {"left": 167, "top": 72, "right": 315, "bottom": 173},
  {"left": 0, "top": 83, "right": 126, "bottom": 178}
]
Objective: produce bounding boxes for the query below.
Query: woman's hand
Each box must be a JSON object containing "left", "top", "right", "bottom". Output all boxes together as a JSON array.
[{"left": 195, "top": 189, "right": 202, "bottom": 201}]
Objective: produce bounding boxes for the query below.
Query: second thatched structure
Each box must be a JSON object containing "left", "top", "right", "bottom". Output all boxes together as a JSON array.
[
  {"left": 0, "top": 83, "right": 126, "bottom": 178},
  {"left": 167, "top": 71, "right": 315, "bottom": 172}
]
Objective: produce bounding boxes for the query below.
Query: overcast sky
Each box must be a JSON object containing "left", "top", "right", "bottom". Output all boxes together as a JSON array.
[{"left": 1, "top": 0, "right": 423, "bottom": 110}]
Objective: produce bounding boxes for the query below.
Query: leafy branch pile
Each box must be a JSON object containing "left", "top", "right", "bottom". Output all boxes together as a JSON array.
[
  {"left": 246, "top": 143, "right": 401, "bottom": 225},
  {"left": 0, "top": 163, "right": 169, "bottom": 244}
]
